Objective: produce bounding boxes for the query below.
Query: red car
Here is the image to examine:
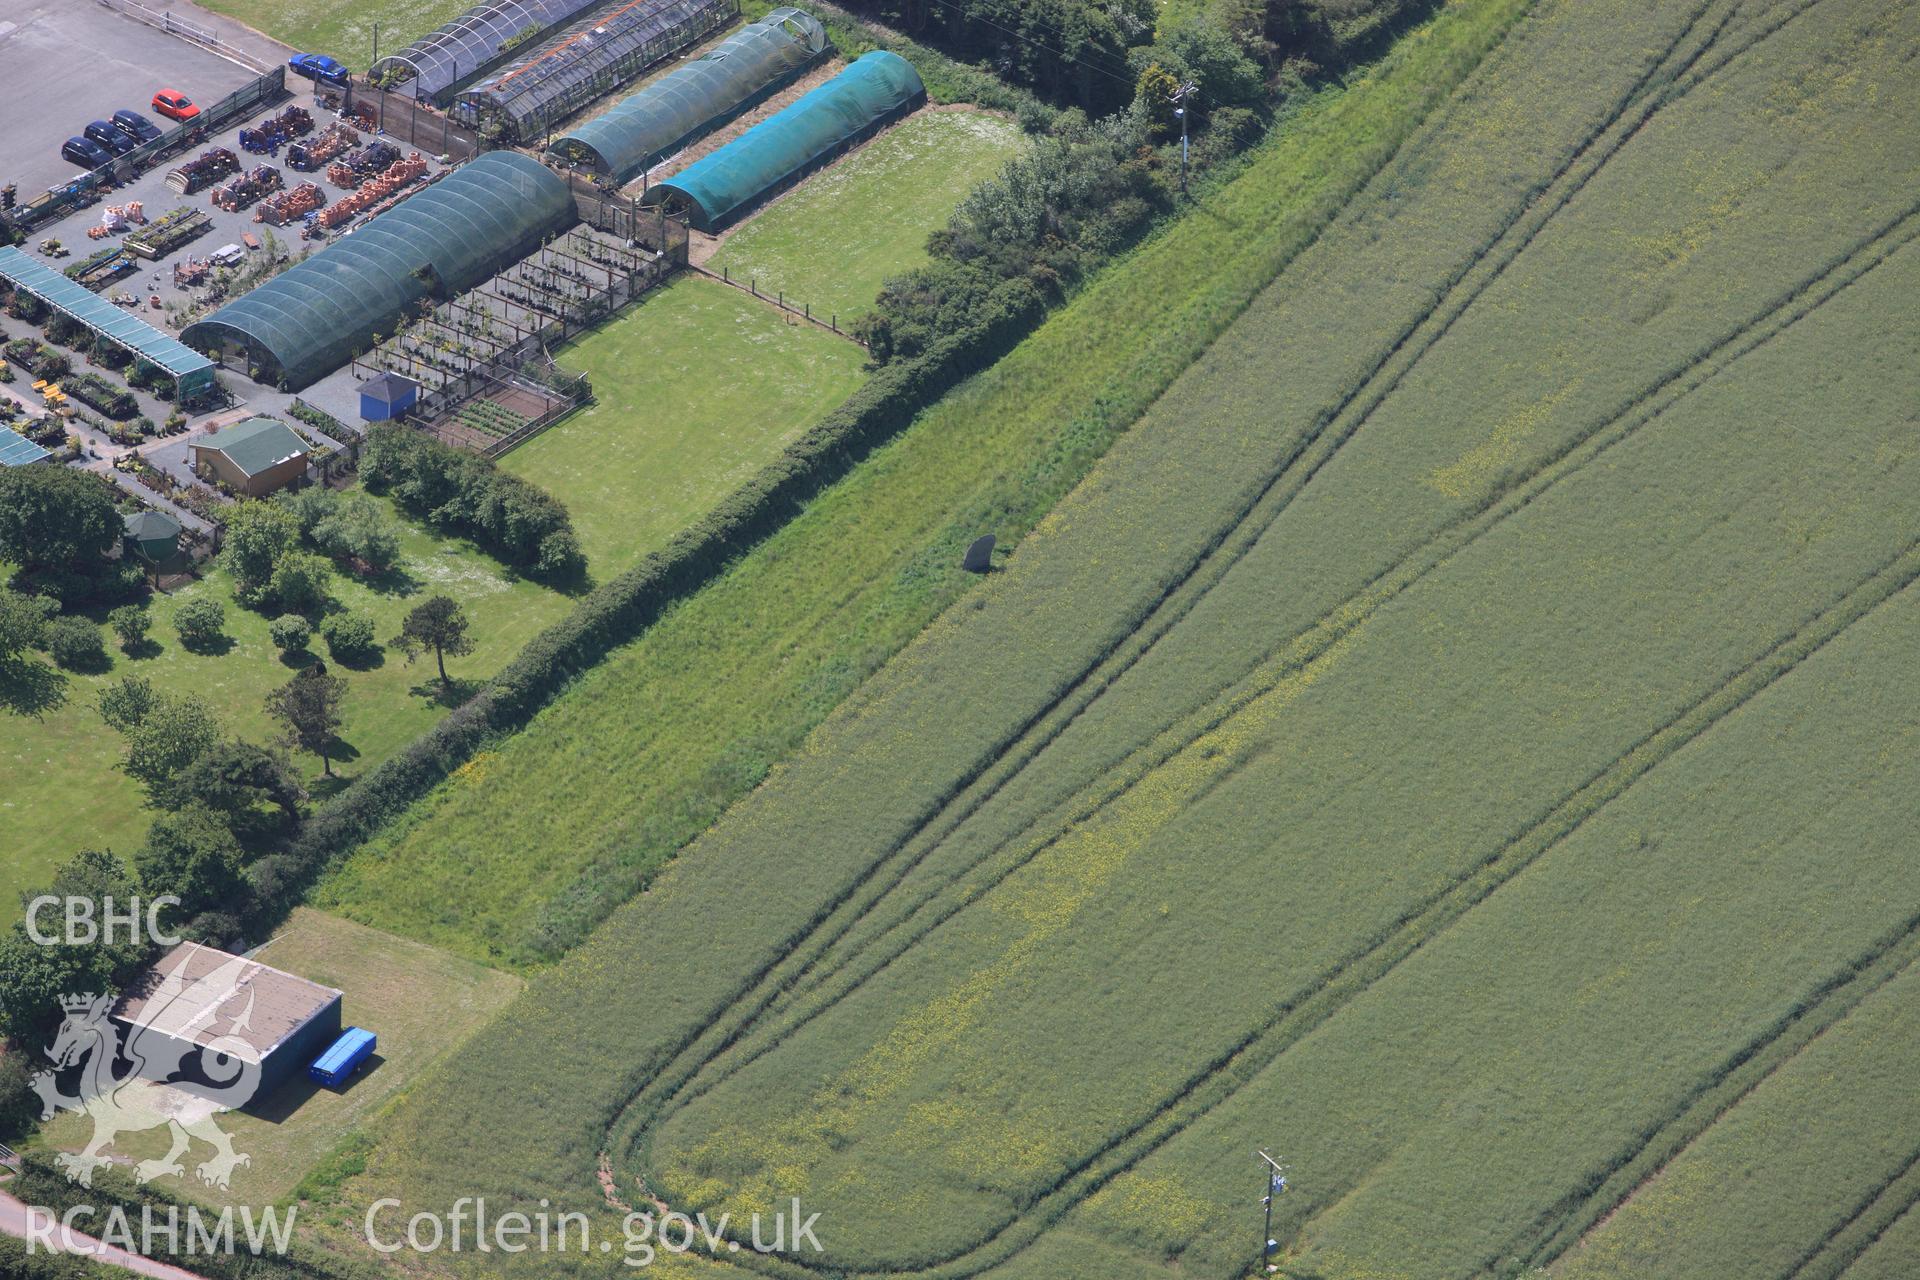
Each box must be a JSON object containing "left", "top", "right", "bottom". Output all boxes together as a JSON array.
[{"left": 151, "top": 89, "right": 200, "bottom": 123}]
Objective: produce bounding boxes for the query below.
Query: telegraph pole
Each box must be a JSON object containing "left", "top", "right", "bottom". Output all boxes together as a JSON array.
[
  {"left": 1172, "top": 81, "right": 1197, "bottom": 196},
  {"left": 1257, "top": 1150, "right": 1289, "bottom": 1274},
  {"left": 372, "top": 24, "right": 383, "bottom": 133}
]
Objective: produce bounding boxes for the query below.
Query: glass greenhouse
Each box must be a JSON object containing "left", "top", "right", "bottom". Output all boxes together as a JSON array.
[
  {"left": 182, "top": 153, "right": 576, "bottom": 391},
  {"left": 454, "top": 0, "right": 738, "bottom": 145},
  {"left": 370, "top": 0, "right": 604, "bottom": 104},
  {"left": 0, "top": 246, "right": 217, "bottom": 405},
  {"left": 651, "top": 50, "right": 925, "bottom": 231},
  {"left": 547, "top": 8, "right": 826, "bottom": 183}
]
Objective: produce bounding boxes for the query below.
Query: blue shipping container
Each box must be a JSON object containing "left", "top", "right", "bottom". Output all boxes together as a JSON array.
[{"left": 308, "top": 1026, "right": 376, "bottom": 1087}]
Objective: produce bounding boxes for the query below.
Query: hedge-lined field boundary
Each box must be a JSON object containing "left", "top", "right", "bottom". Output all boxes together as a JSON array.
[{"left": 285, "top": 278, "right": 1046, "bottom": 885}]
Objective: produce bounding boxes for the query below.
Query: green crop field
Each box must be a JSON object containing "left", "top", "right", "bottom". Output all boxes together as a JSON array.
[
  {"left": 499, "top": 277, "right": 868, "bottom": 572},
  {"left": 706, "top": 110, "right": 1027, "bottom": 321},
  {"left": 0, "top": 493, "right": 570, "bottom": 922},
  {"left": 309, "top": 0, "right": 1920, "bottom": 1276},
  {"left": 36, "top": 907, "right": 522, "bottom": 1206},
  {"left": 312, "top": 0, "right": 1531, "bottom": 969},
  {"left": 195, "top": 0, "right": 467, "bottom": 70},
  {"left": 1554, "top": 954, "right": 1920, "bottom": 1280}
]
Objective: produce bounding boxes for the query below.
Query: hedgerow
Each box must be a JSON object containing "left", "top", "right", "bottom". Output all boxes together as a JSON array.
[{"left": 358, "top": 425, "right": 585, "bottom": 581}]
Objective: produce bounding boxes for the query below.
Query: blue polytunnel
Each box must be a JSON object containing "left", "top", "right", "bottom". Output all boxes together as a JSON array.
[
  {"left": 547, "top": 7, "right": 827, "bottom": 183},
  {"left": 182, "top": 152, "right": 575, "bottom": 390},
  {"left": 650, "top": 49, "right": 925, "bottom": 231}
]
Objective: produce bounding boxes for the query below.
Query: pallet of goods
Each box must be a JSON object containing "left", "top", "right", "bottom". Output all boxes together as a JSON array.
[
  {"left": 287, "top": 123, "right": 360, "bottom": 172},
  {"left": 316, "top": 152, "right": 428, "bottom": 228},
  {"left": 210, "top": 165, "right": 283, "bottom": 212},
  {"left": 255, "top": 182, "right": 326, "bottom": 226},
  {"left": 164, "top": 148, "right": 240, "bottom": 195}
]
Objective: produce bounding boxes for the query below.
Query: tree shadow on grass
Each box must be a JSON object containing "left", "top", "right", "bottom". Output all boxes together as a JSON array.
[
  {"left": 357, "top": 563, "right": 421, "bottom": 597},
  {"left": 55, "top": 648, "right": 114, "bottom": 677},
  {"left": 119, "top": 638, "right": 164, "bottom": 661},
  {"left": 277, "top": 646, "right": 318, "bottom": 670},
  {"left": 179, "top": 634, "right": 235, "bottom": 657},
  {"left": 306, "top": 772, "right": 353, "bottom": 801},
  {"left": 304, "top": 738, "right": 362, "bottom": 798},
  {"left": 0, "top": 658, "right": 68, "bottom": 717},
  {"left": 327, "top": 644, "right": 385, "bottom": 672},
  {"left": 408, "top": 674, "right": 482, "bottom": 708}
]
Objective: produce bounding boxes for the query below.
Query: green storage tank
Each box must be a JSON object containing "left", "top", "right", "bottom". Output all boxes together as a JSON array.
[{"left": 123, "top": 509, "right": 182, "bottom": 566}]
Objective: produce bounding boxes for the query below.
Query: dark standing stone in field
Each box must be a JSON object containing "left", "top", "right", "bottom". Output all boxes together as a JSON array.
[{"left": 962, "top": 534, "right": 996, "bottom": 573}]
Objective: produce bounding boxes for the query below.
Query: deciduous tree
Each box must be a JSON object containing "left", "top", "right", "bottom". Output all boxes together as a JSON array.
[
  {"left": 265, "top": 665, "right": 347, "bottom": 776},
  {"left": 394, "top": 594, "right": 473, "bottom": 686},
  {"left": 0, "top": 466, "right": 119, "bottom": 600},
  {"left": 218, "top": 501, "right": 299, "bottom": 602},
  {"left": 136, "top": 803, "right": 246, "bottom": 918}
]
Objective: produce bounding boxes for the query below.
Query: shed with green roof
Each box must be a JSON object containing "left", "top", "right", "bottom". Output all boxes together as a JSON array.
[{"left": 192, "top": 417, "right": 309, "bottom": 497}]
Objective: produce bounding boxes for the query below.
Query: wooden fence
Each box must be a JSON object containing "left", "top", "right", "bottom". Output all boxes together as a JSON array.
[{"left": 694, "top": 263, "right": 866, "bottom": 346}]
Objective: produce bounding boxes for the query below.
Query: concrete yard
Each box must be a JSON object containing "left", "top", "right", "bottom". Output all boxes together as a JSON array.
[{"left": 0, "top": 0, "right": 259, "bottom": 202}]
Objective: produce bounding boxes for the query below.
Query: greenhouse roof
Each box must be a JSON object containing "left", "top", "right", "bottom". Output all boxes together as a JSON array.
[
  {"left": 653, "top": 50, "right": 925, "bottom": 231},
  {"left": 455, "top": 0, "right": 734, "bottom": 143},
  {"left": 550, "top": 7, "right": 826, "bottom": 183},
  {"left": 0, "top": 246, "right": 213, "bottom": 380},
  {"left": 0, "top": 433, "right": 52, "bottom": 467},
  {"left": 182, "top": 153, "right": 576, "bottom": 390},
  {"left": 370, "top": 0, "right": 604, "bottom": 101}
]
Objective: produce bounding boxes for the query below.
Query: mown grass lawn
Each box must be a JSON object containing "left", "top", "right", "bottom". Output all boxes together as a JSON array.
[
  {"left": 194, "top": 0, "right": 468, "bottom": 70},
  {"left": 706, "top": 109, "right": 1025, "bottom": 321},
  {"left": 498, "top": 276, "right": 868, "bottom": 572},
  {"left": 36, "top": 907, "right": 523, "bottom": 1206},
  {"left": 0, "top": 492, "right": 571, "bottom": 923}
]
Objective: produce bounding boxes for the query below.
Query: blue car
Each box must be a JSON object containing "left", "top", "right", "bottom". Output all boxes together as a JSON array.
[
  {"left": 112, "top": 109, "right": 164, "bottom": 144},
  {"left": 60, "top": 136, "right": 115, "bottom": 169},
  {"left": 289, "top": 53, "right": 350, "bottom": 87},
  {"left": 84, "top": 120, "right": 137, "bottom": 156}
]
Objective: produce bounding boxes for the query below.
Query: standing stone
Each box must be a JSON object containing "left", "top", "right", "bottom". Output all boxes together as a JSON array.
[{"left": 961, "top": 534, "right": 996, "bottom": 573}]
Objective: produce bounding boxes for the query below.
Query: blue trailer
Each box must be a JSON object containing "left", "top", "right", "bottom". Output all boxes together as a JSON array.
[{"left": 308, "top": 1027, "right": 376, "bottom": 1088}]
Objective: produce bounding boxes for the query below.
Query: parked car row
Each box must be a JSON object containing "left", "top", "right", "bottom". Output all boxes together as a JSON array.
[
  {"left": 52, "top": 57, "right": 344, "bottom": 173},
  {"left": 60, "top": 102, "right": 177, "bottom": 170}
]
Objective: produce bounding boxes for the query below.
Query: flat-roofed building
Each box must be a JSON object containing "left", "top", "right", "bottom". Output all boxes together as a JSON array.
[{"left": 113, "top": 941, "right": 343, "bottom": 1100}]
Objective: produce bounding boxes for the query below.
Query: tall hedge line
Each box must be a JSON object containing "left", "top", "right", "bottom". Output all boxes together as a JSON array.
[{"left": 286, "top": 275, "right": 1046, "bottom": 881}]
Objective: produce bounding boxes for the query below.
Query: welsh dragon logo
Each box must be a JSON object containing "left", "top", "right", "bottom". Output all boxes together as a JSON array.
[{"left": 31, "top": 954, "right": 262, "bottom": 1189}]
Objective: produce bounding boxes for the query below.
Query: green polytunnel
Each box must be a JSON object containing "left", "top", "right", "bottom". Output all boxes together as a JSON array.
[
  {"left": 547, "top": 7, "right": 826, "bottom": 183},
  {"left": 650, "top": 49, "right": 925, "bottom": 231},
  {"left": 182, "top": 153, "right": 575, "bottom": 391}
]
